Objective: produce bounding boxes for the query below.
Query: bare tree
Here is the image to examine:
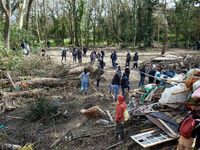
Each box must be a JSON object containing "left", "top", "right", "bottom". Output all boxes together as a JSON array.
[
  {"left": 18, "top": 0, "right": 27, "bottom": 29},
  {"left": 0, "top": 0, "right": 11, "bottom": 49}
]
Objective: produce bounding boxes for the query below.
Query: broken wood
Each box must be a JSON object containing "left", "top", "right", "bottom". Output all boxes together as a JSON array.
[
  {"left": 171, "top": 87, "right": 192, "bottom": 95},
  {"left": 157, "top": 118, "right": 177, "bottom": 136},
  {"left": 6, "top": 72, "right": 16, "bottom": 89},
  {"left": 106, "top": 141, "right": 123, "bottom": 150},
  {"left": 140, "top": 127, "right": 159, "bottom": 132},
  {"left": 50, "top": 130, "right": 70, "bottom": 149},
  {"left": 106, "top": 110, "right": 114, "bottom": 123},
  {"left": 6, "top": 115, "right": 28, "bottom": 121},
  {"left": 144, "top": 90, "right": 153, "bottom": 101}
]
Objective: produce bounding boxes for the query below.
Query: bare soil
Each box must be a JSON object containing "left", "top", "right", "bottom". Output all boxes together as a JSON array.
[{"left": 1, "top": 46, "right": 199, "bottom": 150}]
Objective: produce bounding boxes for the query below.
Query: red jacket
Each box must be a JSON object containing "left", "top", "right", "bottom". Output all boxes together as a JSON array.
[{"left": 115, "top": 95, "right": 127, "bottom": 122}]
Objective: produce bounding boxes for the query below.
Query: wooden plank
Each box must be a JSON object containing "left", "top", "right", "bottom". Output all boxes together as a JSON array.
[
  {"left": 106, "top": 110, "right": 114, "bottom": 123},
  {"left": 140, "top": 127, "right": 158, "bottom": 132},
  {"left": 157, "top": 118, "right": 177, "bottom": 136},
  {"left": 171, "top": 87, "right": 192, "bottom": 95},
  {"left": 106, "top": 141, "right": 123, "bottom": 150}
]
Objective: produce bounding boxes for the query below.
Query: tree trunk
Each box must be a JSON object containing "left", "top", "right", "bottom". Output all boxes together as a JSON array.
[
  {"left": 26, "top": 0, "right": 34, "bottom": 31},
  {"left": 35, "top": 0, "right": 40, "bottom": 43},
  {"left": 93, "top": 23, "right": 96, "bottom": 45},
  {"left": 18, "top": 0, "right": 27, "bottom": 29},
  {"left": 0, "top": 0, "right": 11, "bottom": 49}
]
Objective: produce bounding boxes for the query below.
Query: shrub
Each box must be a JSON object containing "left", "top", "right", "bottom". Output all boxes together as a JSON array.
[
  {"left": 120, "top": 43, "right": 129, "bottom": 49},
  {"left": 25, "top": 97, "right": 58, "bottom": 122}
]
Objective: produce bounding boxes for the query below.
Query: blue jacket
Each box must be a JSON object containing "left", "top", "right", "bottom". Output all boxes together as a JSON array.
[{"left": 113, "top": 53, "right": 117, "bottom": 60}]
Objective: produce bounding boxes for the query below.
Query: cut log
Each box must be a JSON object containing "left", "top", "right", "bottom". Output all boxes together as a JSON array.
[
  {"left": 2, "top": 89, "right": 42, "bottom": 97},
  {"left": 14, "top": 78, "right": 69, "bottom": 88},
  {"left": 6, "top": 72, "right": 16, "bottom": 89},
  {"left": 68, "top": 64, "right": 95, "bottom": 75}
]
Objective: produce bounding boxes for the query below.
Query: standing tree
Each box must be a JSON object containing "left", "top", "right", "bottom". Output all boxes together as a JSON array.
[{"left": 0, "top": 0, "right": 11, "bottom": 49}]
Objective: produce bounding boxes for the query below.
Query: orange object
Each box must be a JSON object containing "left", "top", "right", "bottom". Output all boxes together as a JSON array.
[{"left": 185, "top": 77, "right": 200, "bottom": 88}]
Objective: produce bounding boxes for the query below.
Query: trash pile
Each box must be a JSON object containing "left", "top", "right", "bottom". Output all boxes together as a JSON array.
[{"left": 128, "top": 54, "right": 200, "bottom": 148}]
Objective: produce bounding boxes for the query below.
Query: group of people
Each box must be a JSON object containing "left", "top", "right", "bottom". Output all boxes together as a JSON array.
[
  {"left": 110, "top": 65, "right": 130, "bottom": 101},
  {"left": 19, "top": 41, "right": 30, "bottom": 56},
  {"left": 90, "top": 48, "right": 105, "bottom": 68},
  {"left": 193, "top": 41, "right": 200, "bottom": 50}
]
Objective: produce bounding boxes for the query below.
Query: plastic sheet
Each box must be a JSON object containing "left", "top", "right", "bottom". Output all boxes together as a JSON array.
[{"left": 159, "top": 83, "right": 192, "bottom": 108}]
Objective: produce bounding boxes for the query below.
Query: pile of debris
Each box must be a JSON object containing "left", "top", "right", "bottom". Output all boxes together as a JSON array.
[{"left": 127, "top": 54, "right": 200, "bottom": 148}]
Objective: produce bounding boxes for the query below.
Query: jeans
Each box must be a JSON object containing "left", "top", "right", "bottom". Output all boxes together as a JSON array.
[
  {"left": 126, "top": 61, "right": 130, "bottom": 66},
  {"left": 114, "top": 60, "right": 117, "bottom": 68},
  {"left": 110, "top": 85, "right": 119, "bottom": 101},
  {"left": 122, "top": 85, "right": 130, "bottom": 97},
  {"left": 91, "top": 58, "right": 94, "bottom": 65},
  {"left": 78, "top": 57, "right": 82, "bottom": 64},
  {"left": 133, "top": 62, "right": 138, "bottom": 69},
  {"left": 139, "top": 76, "right": 145, "bottom": 86},
  {"left": 81, "top": 80, "right": 88, "bottom": 92},
  {"left": 73, "top": 56, "right": 76, "bottom": 62},
  {"left": 83, "top": 52, "right": 86, "bottom": 57},
  {"left": 97, "top": 79, "right": 100, "bottom": 87},
  {"left": 62, "top": 55, "right": 66, "bottom": 61}
]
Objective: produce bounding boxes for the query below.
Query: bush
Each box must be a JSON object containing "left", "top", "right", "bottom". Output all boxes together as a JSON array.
[
  {"left": 120, "top": 43, "right": 129, "bottom": 49},
  {"left": 25, "top": 97, "right": 58, "bottom": 122}
]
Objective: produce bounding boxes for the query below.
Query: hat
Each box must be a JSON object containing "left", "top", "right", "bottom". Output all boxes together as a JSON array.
[{"left": 118, "top": 95, "right": 124, "bottom": 104}]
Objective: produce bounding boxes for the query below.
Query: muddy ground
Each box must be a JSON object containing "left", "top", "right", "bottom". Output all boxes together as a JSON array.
[{"left": 1, "top": 46, "right": 199, "bottom": 150}]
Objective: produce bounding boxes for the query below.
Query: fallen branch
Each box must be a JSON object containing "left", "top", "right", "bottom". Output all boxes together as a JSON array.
[
  {"left": 6, "top": 115, "right": 28, "bottom": 121},
  {"left": 106, "top": 141, "right": 123, "bottom": 150},
  {"left": 106, "top": 110, "right": 114, "bottom": 123},
  {"left": 6, "top": 72, "right": 16, "bottom": 89}
]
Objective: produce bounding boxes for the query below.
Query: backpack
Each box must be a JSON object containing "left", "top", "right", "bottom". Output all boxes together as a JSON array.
[
  {"left": 179, "top": 115, "right": 200, "bottom": 138},
  {"left": 127, "top": 54, "right": 131, "bottom": 61},
  {"left": 62, "top": 49, "right": 66, "bottom": 55},
  {"left": 112, "top": 78, "right": 116, "bottom": 85}
]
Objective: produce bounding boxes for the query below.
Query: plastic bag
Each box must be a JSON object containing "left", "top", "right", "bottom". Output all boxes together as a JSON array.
[{"left": 159, "top": 83, "right": 192, "bottom": 109}]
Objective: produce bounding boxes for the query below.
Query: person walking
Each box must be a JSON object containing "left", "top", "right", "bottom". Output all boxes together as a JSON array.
[
  {"left": 125, "top": 65, "right": 130, "bottom": 80},
  {"left": 96, "top": 52, "right": 102, "bottom": 65},
  {"left": 61, "top": 48, "right": 67, "bottom": 61},
  {"left": 110, "top": 51, "right": 114, "bottom": 67},
  {"left": 121, "top": 73, "right": 130, "bottom": 98},
  {"left": 21, "top": 41, "right": 25, "bottom": 49},
  {"left": 198, "top": 41, "right": 200, "bottom": 50},
  {"left": 41, "top": 47, "right": 46, "bottom": 56},
  {"left": 90, "top": 51, "right": 95, "bottom": 65},
  {"left": 100, "top": 59, "right": 105, "bottom": 69},
  {"left": 72, "top": 48, "right": 77, "bottom": 62},
  {"left": 47, "top": 41, "right": 50, "bottom": 48},
  {"left": 139, "top": 65, "right": 146, "bottom": 87},
  {"left": 94, "top": 65, "right": 104, "bottom": 89},
  {"left": 101, "top": 48, "right": 105, "bottom": 61},
  {"left": 79, "top": 68, "right": 90, "bottom": 94},
  {"left": 126, "top": 51, "right": 131, "bottom": 67},
  {"left": 113, "top": 51, "right": 117, "bottom": 68},
  {"left": 110, "top": 74, "right": 121, "bottom": 101},
  {"left": 83, "top": 46, "right": 87, "bottom": 57},
  {"left": 148, "top": 67, "right": 156, "bottom": 83},
  {"left": 132, "top": 52, "right": 139, "bottom": 70},
  {"left": 115, "top": 95, "right": 127, "bottom": 142},
  {"left": 193, "top": 42, "right": 196, "bottom": 51},
  {"left": 77, "top": 49, "right": 82, "bottom": 64},
  {"left": 116, "top": 66, "right": 122, "bottom": 79}
]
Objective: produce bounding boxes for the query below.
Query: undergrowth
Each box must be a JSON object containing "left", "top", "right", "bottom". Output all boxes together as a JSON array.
[{"left": 25, "top": 97, "right": 58, "bottom": 122}]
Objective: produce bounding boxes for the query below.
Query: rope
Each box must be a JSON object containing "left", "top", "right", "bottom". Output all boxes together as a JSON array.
[
  {"left": 139, "top": 83, "right": 166, "bottom": 103},
  {"left": 14, "top": 141, "right": 39, "bottom": 150}
]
